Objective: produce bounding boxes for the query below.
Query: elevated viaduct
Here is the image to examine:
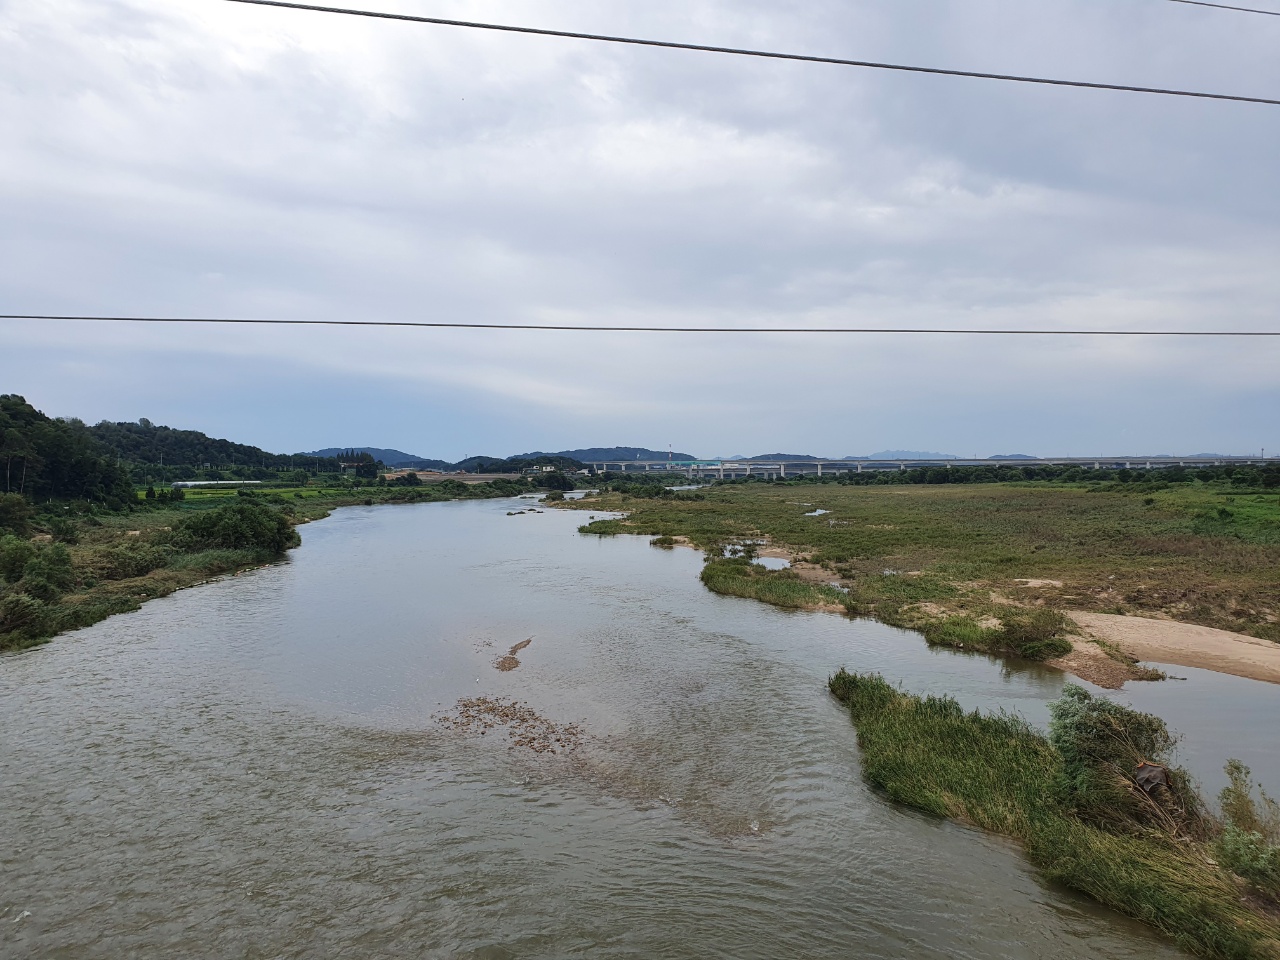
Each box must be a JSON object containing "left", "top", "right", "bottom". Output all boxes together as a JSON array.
[{"left": 587, "top": 457, "right": 1274, "bottom": 480}]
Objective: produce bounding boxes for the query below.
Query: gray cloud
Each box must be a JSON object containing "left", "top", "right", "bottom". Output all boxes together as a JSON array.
[{"left": 2, "top": 0, "right": 1277, "bottom": 458}]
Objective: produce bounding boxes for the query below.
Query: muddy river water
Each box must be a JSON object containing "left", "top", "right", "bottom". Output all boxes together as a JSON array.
[{"left": 3, "top": 498, "right": 1277, "bottom": 959}]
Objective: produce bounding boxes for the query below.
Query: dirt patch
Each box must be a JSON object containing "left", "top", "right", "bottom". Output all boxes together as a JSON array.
[
  {"left": 1070, "top": 611, "right": 1280, "bottom": 685},
  {"left": 1047, "top": 640, "right": 1159, "bottom": 690},
  {"left": 791, "top": 561, "right": 839, "bottom": 586},
  {"left": 494, "top": 636, "right": 534, "bottom": 672},
  {"left": 907, "top": 601, "right": 951, "bottom": 619},
  {"left": 435, "top": 696, "right": 583, "bottom": 754},
  {"left": 1014, "top": 578, "right": 1063, "bottom": 588}
]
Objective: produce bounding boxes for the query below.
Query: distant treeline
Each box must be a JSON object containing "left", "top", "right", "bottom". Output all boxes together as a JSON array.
[
  {"left": 594, "top": 472, "right": 708, "bottom": 500},
  {"left": 447, "top": 454, "right": 586, "bottom": 474},
  {"left": 1, "top": 395, "right": 135, "bottom": 507},
  {"left": 90, "top": 419, "right": 592, "bottom": 479},
  {"left": 718, "top": 462, "right": 1280, "bottom": 488},
  {"left": 88, "top": 418, "right": 351, "bottom": 477}
]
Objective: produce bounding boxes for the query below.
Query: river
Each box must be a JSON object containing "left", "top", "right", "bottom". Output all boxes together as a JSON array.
[{"left": 3, "top": 497, "right": 1276, "bottom": 959}]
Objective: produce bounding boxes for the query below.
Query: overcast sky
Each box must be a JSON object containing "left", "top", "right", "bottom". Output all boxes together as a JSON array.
[{"left": 2, "top": 0, "right": 1278, "bottom": 460}]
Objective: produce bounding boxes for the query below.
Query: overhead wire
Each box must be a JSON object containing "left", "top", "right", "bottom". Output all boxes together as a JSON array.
[
  {"left": 1166, "top": 0, "right": 1280, "bottom": 15},
  {"left": 215, "top": 0, "right": 1280, "bottom": 106},
  {"left": 11, "top": 6, "right": 1273, "bottom": 341},
  {"left": 3, "top": 315, "right": 1279, "bottom": 336}
]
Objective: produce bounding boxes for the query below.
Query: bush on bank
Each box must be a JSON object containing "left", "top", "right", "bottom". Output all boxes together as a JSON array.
[
  {"left": 920, "top": 609, "right": 1074, "bottom": 661},
  {"left": 172, "top": 501, "right": 300, "bottom": 554},
  {"left": 0, "top": 501, "right": 300, "bottom": 651}
]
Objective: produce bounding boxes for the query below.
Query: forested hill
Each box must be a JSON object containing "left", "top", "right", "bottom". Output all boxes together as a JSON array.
[
  {"left": 515, "top": 446, "right": 697, "bottom": 462},
  {"left": 88, "top": 418, "right": 307, "bottom": 470},
  {"left": 0, "top": 395, "right": 134, "bottom": 506},
  {"left": 303, "top": 447, "right": 429, "bottom": 466}
]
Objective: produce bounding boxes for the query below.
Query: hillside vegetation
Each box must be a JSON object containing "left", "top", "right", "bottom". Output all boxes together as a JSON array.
[{"left": 0, "top": 392, "right": 575, "bottom": 652}]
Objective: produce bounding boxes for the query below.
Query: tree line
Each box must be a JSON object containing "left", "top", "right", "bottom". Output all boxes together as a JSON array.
[
  {"left": 1, "top": 395, "right": 135, "bottom": 507},
  {"left": 719, "top": 462, "right": 1280, "bottom": 488}
]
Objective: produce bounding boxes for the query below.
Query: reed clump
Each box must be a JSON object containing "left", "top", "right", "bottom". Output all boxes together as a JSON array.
[
  {"left": 828, "top": 670, "right": 1280, "bottom": 959},
  {"left": 699, "top": 557, "right": 848, "bottom": 611},
  {"left": 919, "top": 608, "right": 1074, "bottom": 661}
]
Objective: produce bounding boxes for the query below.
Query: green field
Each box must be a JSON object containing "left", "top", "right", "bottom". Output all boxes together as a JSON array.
[{"left": 570, "top": 481, "right": 1280, "bottom": 646}]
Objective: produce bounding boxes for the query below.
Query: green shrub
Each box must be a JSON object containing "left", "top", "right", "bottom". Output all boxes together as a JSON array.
[
  {"left": 0, "top": 591, "right": 50, "bottom": 646},
  {"left": 922, "top": 615, "right": 999, "bottom": 650},
  {"left": 1215, "top": 760, "right": 1280, "bottom": 895},
  {"left": 173, "top": 501, "right": 299, "bottom": 554},
  {"left": 93, "top": 544, "right": 171, "bottom": 581},
  {"left": 48, "top": 517, "right": 79, "bottom": 544},
  {"left": 701, "top": 557, "right": 848, "bottom": 610},
  {"left": 922, "top": 609, "right": 1071, "bottom": 661},
  {"left": 998, "top": 608, "right": 1074, "bottom": 660},
  {"left": 164, "top": 548, "right": 269, "bottom": 574},
  {"left": 1048, "top": 684, "right": 1203, "bottom": 836},
  {"left": 1217, "top": 826, "right": 1280, "bottom": 894},
  {"left": 17, "top": 543, "right": 76, "bottom": 602},
  {"left": 1219, "top": 760, "right": 1280, "bottom": 840},
  {"left": 0, "top": 534, "right": 35, "bottom": 583},
  {"left": 0, "top": 493, "right": 33, "bottom": 535}
]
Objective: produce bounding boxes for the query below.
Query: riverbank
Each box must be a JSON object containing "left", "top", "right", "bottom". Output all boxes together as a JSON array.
[
  {"left": 565, "top": 483, "right": 1280, "bottom": 686},
  {"left": 0, "top": 483, "right": 533, "bottom": 651},
  {"left": 829, "top": 671, "right": 1280, "bottom": 959}
]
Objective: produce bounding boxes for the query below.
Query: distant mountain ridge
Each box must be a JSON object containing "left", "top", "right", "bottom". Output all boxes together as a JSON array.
[
  {"left": 302, "top": 447, "right": 435, "bottom": 467},
  {"left": 846, "top": 450, "right": 959, "bottom": 460},
  {"left": 516, "top": 446, "right": 697, "bottom": 462}
]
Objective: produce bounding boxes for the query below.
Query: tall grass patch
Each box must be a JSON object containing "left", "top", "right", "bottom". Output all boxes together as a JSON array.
[
  {"left": 828, "top": 671, "right": 1280, "bottom": 958},
  {"left": 700, "top": 557, "right": 848, "bottom": 611}
]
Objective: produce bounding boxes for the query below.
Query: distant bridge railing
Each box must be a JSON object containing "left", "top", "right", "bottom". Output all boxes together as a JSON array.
[{"left": 587, "top": 457, "right": 1274, "bottom": 477}]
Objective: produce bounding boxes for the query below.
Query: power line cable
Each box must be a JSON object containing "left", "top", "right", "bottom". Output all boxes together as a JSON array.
[
  {"left": 1166, "top": 0, "right": 1280, "bottom": 16},
  {"left": 215, "top": 0, "right": 1280, "bottom": 107},
  {"left": 4, "top": 314, "right": 1279, "bottom": 336}
]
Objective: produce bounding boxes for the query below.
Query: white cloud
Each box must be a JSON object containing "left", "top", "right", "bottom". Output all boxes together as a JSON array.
[{"left": 2, "top": 0, "right": 1278, "bottom": 458}]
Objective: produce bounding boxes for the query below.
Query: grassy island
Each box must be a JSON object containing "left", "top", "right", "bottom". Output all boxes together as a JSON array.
[{"left": 829, "top": 671, "right": 1280, "bottom": 958}]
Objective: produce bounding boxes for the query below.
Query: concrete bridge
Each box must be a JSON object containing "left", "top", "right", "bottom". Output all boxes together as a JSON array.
[{"left": 587, "top": 457, "right": 1274, "bottom": 480}]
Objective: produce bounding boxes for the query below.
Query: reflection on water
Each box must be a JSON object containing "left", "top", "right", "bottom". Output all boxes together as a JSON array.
[
  {"left": 753, "top": 556, "right": 792, "bottom": 571},
  {"left": 3, "top": 499, "right": 1272, "bottom": 958}
]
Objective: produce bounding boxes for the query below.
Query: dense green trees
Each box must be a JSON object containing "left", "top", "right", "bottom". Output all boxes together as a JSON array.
[
  {"left": 0, "top": 493, "right": 34, "bottom": 535},
  {"left": 716, "top": 461, "right": 1280, "bottom": 489},
  {"left": 533, "top": 471, "right": 575, "bottom": 491},
  {"left": 89, "top": 418, "right": 320, "bottom": 474},
  {"left": 0, "top": 395, "right": 134, "bottom": 507},
  {"left": 173, "top": 502, "right": 300, "bottom": 554}
]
